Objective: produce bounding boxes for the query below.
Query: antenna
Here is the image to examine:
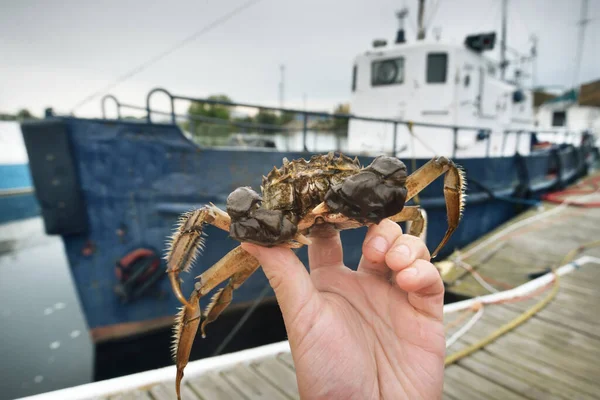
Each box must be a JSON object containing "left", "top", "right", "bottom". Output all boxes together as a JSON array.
[
  {"left": 395, "top": 7, "right": 409, "bottom": 43},
  {"left": 417, "top": 0, "right": 426, "bottom": 40},
  {"left": 500, "top": 0, "right": 508, "bottom": 80}
]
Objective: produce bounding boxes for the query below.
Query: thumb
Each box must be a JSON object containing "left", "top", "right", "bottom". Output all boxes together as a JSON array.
[{"left": 241, "top": 243, "right": 316, "bottom": 320}]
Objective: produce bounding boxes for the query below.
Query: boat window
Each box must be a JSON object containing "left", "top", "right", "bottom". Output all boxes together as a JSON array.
[
  {"left": 426, "top": 53, "right": 447, "bottom": 83},
  {"left": 552, "top": 111, "right": 566, "bottom": 127},
  {"left": 352, "top": 65, "right": 357, "bottom": 91},
  {"left": 371, "top": 57, "right": 404, "bottom": 86}
]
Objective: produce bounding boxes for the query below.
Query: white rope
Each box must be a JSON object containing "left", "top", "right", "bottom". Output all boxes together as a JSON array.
[
  {"left": 455, "top": 261, "right": 499, "bottom": 293},
  {"left": 443, "top": 256, "right": 600, "bottom": 314},
  {"left": 446, "top": 306, "right": 485, "bottom": 349}
]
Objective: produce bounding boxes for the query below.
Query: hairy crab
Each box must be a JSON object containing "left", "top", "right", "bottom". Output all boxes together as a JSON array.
[{"left": 165, "top": 152, "right": 465, "bottom": 398}]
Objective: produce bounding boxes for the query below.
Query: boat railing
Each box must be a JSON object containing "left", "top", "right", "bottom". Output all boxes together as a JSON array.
[{"left": 100, "top": 88, "right": 582, "bottom": 157}]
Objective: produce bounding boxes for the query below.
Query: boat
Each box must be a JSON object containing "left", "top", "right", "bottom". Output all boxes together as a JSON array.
[
  {"left": 8, "top": 2, "right": 599, "bottom": 397},
  {"left": 0, "top": 121, "right": 40, "bottom": 224}
]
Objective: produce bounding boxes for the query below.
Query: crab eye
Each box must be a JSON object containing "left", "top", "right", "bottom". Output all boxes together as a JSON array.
[{"left": 227, "top": 187, "right": 262, "bottom": 218}]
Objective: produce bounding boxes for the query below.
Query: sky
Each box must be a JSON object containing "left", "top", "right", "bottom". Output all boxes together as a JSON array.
[{"left": 1, "top": 0, "right": 599, "bottom": 118}]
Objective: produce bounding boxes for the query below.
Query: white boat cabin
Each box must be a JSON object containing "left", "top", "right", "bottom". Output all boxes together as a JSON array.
[
  {"left": 535, "top": 85, "right": 600, "bottom": 147},
  {"left": 347, "top": 35, "right": 536, "bottom": 159}
]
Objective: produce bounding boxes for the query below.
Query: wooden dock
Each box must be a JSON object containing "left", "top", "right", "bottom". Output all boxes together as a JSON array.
[{"left": 21, "top": 172, "right": 600, "bottom": 400}]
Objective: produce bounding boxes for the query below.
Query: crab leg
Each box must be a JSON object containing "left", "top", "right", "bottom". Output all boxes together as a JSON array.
[
  {"left": 199, "top": 246, "right": 261, "bottom": 337},
  {"left": 165, "top": 204, "right": 231, "bottom": 307},
  {"left": 172, "top": 289, "right": 201, "bottom": 400},
  {"left": 404, "top": 157, "right": 465, "bottom": 257},
  {"left": 389, "top": 205, "right": 428, "bottom": 241},
  {"left": 171, "top": 246, "right": 259, "bottom": 400},
  {"left": 310, "top": 156, "right": 465, "bottom": 258}
]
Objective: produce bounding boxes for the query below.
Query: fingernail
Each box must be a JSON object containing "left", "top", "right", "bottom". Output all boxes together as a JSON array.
[
  {"left": 401, "top": 267, "right": 418, "bottom": 277},
  {"left": 392, "top": 244, "right": 411, "bottom": 258},
  {"left": 368, "top": 236, "right": 389, "bottom": 254}
]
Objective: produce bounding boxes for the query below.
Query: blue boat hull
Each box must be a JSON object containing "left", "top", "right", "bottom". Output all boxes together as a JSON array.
[{"left": 20, "top": 118, "right": 589, "bottom": 331}]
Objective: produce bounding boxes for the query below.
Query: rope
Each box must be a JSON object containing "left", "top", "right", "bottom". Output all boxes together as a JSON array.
[
  {"left": 445, "top": 239, "right": 600, "bottom": 366},
  {"left": 211, "top": 281, "right": 272, "bottom": 357},
  {"left": 444, "top": 177, "right": 600, "bottom": 365},
  {"left": 446, "top": 304, "right": 484, "bottom": 349},
  {"left": 406, "top": 120, "right": 438, "bottom": 158},
  {"left": 444, "top": 274, "right": 559, "bottom": 365}
]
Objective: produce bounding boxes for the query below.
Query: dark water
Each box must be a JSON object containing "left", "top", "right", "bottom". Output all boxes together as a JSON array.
[{"left": 94, "top": 298, "right": 287, "bottom": 381}]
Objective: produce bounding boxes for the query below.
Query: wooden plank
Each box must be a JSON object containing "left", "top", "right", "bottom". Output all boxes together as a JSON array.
[
  {"left": 108, "top": 390, "right": 152, "bottom": 400},
  {"left": 451, "top": 321, "right": 600, "bottom": 395},
  {"left": 444, "top": 364, "right": 529, "bottom": 400},
  {"left": 489, "top": 305, "right": 600, "bottom": 358},
  {"left": 220, "top": 363, "right": 289, "bottom": 400},
  {"left": 467, "top": 318, "right": 600, "bottom": 379},
  {"left": 149, "top": 382, "right": 200, "bottom": 400},
  {"left": 187, "top": 371, "right": 247, "bottom": 400},
  {"left": 443, "top": 366, "right": 490, "bottom": 400},
  {"left": 458, "top": 349, "right": 589, "bottom": 399},
  {"left": 559, "top": 282, "right": 600, "bottom": 299},
  {"left": 276, "top": 352, "right": 296, "bottom": 371},
  {"left": 501, "top": 290, "right": 600, "bottom": 324},
  {"left": 442, "top": 393, "right": 459, "bottom": 400},
  {"left": 451, "top": 337, "right": 600, "bottom": 399},
  {"left": 504, "top": 298, "right": 600, "bottom": 339},
  {"left": 251, "top": 357, "right": 300, "bottom": 400}
]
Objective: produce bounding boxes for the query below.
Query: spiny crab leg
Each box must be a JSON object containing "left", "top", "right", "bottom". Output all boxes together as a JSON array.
[
  {"left": 310, "top": 156, "right": 465, "bottom": 258},
  {"left": 166, "top": 204, "right": 309, "bottom": 307},
  {"left": 405, "top": 156, "right": 465, "bottom": 257},
  {"left": 165, "top": 204, "right": 231, "bottom": 308},
  {"left": 172, "top": 245, "right": 259, "bottom": 400},
  {"left": 165, "top": 203, "right": 310, "bottom": 400}
]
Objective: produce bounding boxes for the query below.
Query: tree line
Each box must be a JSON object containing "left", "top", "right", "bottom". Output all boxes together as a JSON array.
[{"left": 182, "top": 94, "right": 350, "bottom": 140}]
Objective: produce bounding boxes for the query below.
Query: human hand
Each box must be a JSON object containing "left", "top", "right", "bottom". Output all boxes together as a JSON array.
[{"left": 241, "top": 219, "right": 445, "bottom": 400}]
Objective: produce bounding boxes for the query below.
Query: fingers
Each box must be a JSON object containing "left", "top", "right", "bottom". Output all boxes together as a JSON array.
[
  {"left": 385, "top": 236, "right": 443, "bottom": 320},
  {"left": 385, "top": 233, "right": 431, "bottom": 270},
  {"left": 357, "top": 219, "right": 402, "bottom": 277},
  {"left": 307, "top": 224, "right": 344, "bottom": 270},
  {"left": 241, "top": 243, "right": 317, "bottom": 320}
]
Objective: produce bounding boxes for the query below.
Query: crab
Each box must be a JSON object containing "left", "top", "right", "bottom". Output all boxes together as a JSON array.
[{"left": 164, "top": 152, "right": 465, "bottom": 399}]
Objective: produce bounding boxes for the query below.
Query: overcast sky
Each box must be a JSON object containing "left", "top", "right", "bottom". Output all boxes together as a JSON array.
[{"left": 1, "top": 0, "right": 599, "bottom": 118}]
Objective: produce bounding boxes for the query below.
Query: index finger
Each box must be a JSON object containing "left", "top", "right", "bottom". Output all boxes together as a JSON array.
[{"left": 307, "top": 224, "right": 344, "bottom": 270}]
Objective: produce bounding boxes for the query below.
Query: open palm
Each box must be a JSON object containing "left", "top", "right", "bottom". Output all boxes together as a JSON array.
[{"left": 242, "top": 219, "right": 445, "bottom": 400}]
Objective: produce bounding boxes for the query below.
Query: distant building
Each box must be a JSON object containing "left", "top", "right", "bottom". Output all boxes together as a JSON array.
[{"left": 535, "top": 79, "right": 600, "bottom": 141}]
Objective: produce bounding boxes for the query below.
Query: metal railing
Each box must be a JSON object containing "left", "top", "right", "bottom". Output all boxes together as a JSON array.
[{"left": 101, "top": 87, "right": 578, "bottom": 158}]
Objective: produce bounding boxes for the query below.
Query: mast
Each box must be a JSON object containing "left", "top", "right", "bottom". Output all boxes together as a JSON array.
[
  {"left": 417, "top": 0, "right": 426, "bottom": 40},
  {"left": 573, "top": 0, "right": 589, "bottom": 93},
  {"left": 530, "top": 34, "right": 538, "bottom": 88},
  {"left": 279, "top": 64, "right": 285, "bottom": 108},
  {"left": 500, "top": 0, "right": 508, "bottom": 80}
]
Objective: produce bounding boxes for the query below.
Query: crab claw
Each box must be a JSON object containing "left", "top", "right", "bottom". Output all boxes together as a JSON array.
[{"left": 172, "top": 289, "right": 201, "bottom": 400}]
